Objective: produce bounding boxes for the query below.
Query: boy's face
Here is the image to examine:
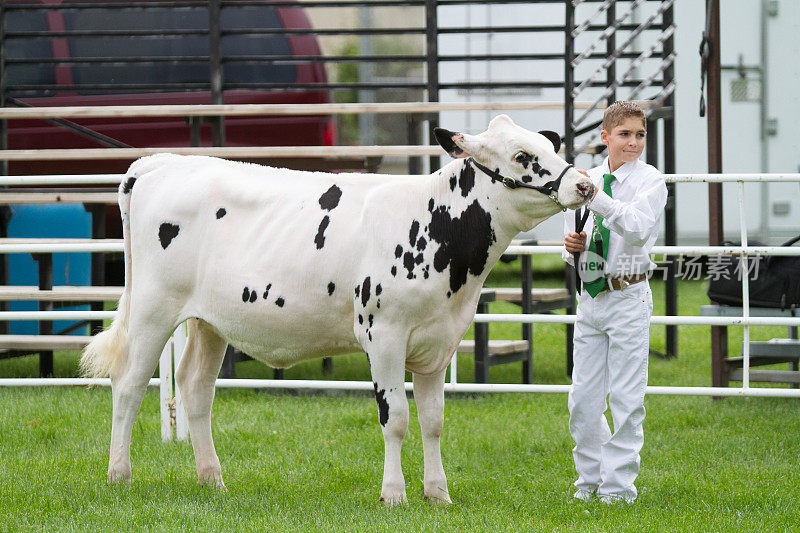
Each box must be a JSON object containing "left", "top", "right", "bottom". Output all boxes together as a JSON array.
[{"left": 600, "top": 117, "right": 646, "bottom": 164}]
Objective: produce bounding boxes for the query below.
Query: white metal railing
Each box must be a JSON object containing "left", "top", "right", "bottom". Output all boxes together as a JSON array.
[
  {"left": 0, "top": 100, "right": 653, "bottom": 120},
  {"left": 2, "top": 169, "right": 800, "bottom": 436},
  {"left": 0, "top": 173, "right": 800, "bottom": 403}
]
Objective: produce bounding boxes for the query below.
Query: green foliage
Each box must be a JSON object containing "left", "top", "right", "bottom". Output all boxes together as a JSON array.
[
  {"left": 332, "top": 38, "right": 424, "bottom": 146},
  {"left": 1, "top": 389, "right": 799, "bottom": 530},
  {"left": 333, "top": 40, "right": 360, "bottom": 145}
]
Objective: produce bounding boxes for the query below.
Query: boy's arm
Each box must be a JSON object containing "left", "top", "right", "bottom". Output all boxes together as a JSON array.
[
  {"left": 587, "top": 170, "right": 668, "bottom": 247},
  {"left": 562, "top": 209, "right": 590, "bottom": 266}
]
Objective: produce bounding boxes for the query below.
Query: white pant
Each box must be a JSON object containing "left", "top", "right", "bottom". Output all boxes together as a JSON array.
[{"left": 568, "top": 280, "right": 653, "bottom": 501}]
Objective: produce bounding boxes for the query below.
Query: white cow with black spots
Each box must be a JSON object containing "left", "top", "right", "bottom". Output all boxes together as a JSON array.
[{"left": 81, "top": 115, "right": 594, "bottom": 505}]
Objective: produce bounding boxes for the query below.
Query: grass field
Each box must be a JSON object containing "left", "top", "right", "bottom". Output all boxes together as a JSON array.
[{"left": 1, "top": 258, "right": 799, "bottom": 531}]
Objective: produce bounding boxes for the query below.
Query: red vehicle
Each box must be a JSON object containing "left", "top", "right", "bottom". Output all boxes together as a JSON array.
[{"left": 3, "top": 0, "right": 336, "bottom": 177}]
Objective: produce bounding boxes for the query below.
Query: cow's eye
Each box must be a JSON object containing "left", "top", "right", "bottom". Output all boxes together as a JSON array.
[{"left": 514, "top": 151, "right": 532, "bottom": 164}]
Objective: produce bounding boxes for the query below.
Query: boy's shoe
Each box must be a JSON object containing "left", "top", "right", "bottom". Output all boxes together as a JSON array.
[
  {"left": 573, "top": 489, "right": 595, "bottom": 502},
  {"left": 599, "top": 494, "right": 636, "bottom": 505}
]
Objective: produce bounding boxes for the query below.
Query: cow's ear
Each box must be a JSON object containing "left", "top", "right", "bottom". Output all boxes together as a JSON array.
[
  {"left": 538, "top": 130, "right": 562, "bottom": 153},
  {"left": 434, "top": 128, "right": 470, "bottom": 159}
]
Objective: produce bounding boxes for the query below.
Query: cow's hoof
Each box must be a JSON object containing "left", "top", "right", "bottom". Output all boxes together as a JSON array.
[
  {"left": 424, "top": 487, "right": 452, "bottom": 505},
  {"left": 379, "top": 487, "right": 408, "bottom": 507},
  {"left": 197, "top": 470, "right": 226, "bottom": 490},
  {"left": 107, "top": 467, "right": 131, "bottom": 486}
]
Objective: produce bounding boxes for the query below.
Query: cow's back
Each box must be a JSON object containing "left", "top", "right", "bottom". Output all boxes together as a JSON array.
[{"left": 125, "top": 155, "right": 395, "bottom": 365}]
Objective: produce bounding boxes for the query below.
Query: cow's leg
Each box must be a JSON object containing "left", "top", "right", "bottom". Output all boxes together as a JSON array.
[
  {"left": 412, "top": 368, "right": 451, "bottom": 504},
  {"left": 174, "top": 318, "right": 228, "bottom": 488},
  {"left": 368, "top": 352, "right": 409, "bottom": 505},
  {"left": 108, "top": 313, "right": 176, "bottom": 484}
]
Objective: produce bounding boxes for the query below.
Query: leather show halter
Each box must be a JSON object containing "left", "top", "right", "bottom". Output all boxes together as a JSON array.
[
  {"left": 467, "top": 156, "right": 590, "bottom": 294},
  {"left": 468, "top": 157, "right": 574, "bottom": 212}
]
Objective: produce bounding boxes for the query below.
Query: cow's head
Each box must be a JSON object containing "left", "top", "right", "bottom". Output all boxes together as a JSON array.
[{"left": 434, "top": 115, "right": 594, "bottom": 215}]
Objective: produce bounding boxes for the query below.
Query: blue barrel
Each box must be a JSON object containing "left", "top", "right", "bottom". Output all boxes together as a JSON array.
[{"left": 7, "top": 204, "right": 92, "bottom": 335}]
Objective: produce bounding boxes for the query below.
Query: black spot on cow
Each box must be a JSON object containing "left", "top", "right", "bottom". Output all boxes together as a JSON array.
[
  {"left": 275, "top": 297, "right": 285, "bottom": 307},
  {"left": 409, "top": 220, "right": 420, "bottom": 247},
  {"left": 358, "top": 314, "right": 364, "bottom": 325},
  {"left": 394, "top": 244, "right": 403, "bottom": 258},
  {"left": 403, "top": 251, "right": 416, "bottom": 279},
  {"left": 158, "top": 223, "right": 180, "bottom": 249},
  {"left": 416, "top": 236, "right": 427, "bottom": 252},
  {"left": 521, "top": 175, "right": 534, "bottom": 183},
  {"left": 521, "top": 160, "right": 529, "bottom": 170},
  {"left": 428, "top": 199, "right": 497, "bottom": 295},
  {"left": 318, "top": 185, "right": 342, "bottom": 211},
  {"left": 532, "top": 161, "right": 551, "bottom": 178},
  {"left": 249, "top": 290, "right": 257, "bottom": 303},
  {"left": 449, "top": 174, "right": 457, "bottom": 192},
  {"left": 314, "top": 216, "right": 330, "bottom": 249},
  {"left": 368, "top": 314, "right": 374, "bottom": 328},
  {"left": 458, "top": 162, "right": 476, "bottom": 197},
  {"left": 376, "top": 299, "right": 381, "bottom": 309},
  {"left": 242, "top": 287, "right": 250, "bottom": 302},
  {"left": 360, "top": 277, "right": 371, "bottom": 307},
  {"left": 327, "top": 282, "right": 335, "bottom": 296},
  {"left": 428, "top": 198, "right": 434, "bottom": 212},
  {"left": 122, "top": 176, "right": 136, "bottom": 194},
  {"left": 415, "top": 253, "right": 424, "bottom": 265},
  {"left": 391, "top": 266, "right": 397, "bottom": 277},
  {"left": 368, "top": 332, "right": 373, "bottom": 342},
  {"left": 423, "top": 265, "right": 430, "bottom": 279},
  {"left": 263, "top": 284, "right": 272, "bottom": 300},
  {"left": 375, "top": 284, "right": 382, "bottom": 296},
  {"left": 216, "top": 207, "right": 227, "bottom": 219},
  {"left": 373, "top": 383, "right": 389, "bottom": 426},
  {"left": 355, "top": 286, "right": 360, "bottom": 297}
]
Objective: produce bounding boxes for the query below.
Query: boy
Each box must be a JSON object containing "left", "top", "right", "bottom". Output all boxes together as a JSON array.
[{"left": 563, "top": 101, "right": 667, "bottom": 504}]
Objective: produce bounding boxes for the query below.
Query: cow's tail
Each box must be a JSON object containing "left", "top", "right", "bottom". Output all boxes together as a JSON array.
[{"left": 80, "top": 170, "right": 138, "bottom": 379}]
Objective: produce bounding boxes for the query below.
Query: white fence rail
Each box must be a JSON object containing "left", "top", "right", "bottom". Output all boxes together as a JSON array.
[{"left": 2, "top": 166, "right": 800, "bottom": 437}]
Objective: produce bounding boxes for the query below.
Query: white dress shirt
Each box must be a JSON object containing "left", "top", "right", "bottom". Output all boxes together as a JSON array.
[{"left": 563, "top": 157, "right": 667, "bottom": 276}]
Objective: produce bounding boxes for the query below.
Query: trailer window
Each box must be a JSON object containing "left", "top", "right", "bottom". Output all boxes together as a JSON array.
[
  {"left": 61, "top": 6, "right": 296, "bottom": 91},
  {"left": 4, "top": 12, "right": 56, "bottom": 88}
]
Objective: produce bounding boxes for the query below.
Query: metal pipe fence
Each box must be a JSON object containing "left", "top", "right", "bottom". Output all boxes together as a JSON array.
[
  {"left": 2, "top": 0, "right": 668, "bottom": 96},
  {"left": 2, "top": 172, "right": 799, "bottom": 391},
  {"left": 1, "top": 169, "right": 799, "bottom": 441}
]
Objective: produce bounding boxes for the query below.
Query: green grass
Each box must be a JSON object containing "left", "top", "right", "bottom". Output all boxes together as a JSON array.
[{"left": 1, "top": 259, "right": 799, "bottom": 531}]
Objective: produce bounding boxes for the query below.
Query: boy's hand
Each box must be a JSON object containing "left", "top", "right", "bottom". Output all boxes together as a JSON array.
[{"left": 565, "top": 231, "right": 587, "bottom": 253}]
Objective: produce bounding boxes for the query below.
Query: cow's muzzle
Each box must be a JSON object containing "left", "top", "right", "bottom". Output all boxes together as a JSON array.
[{"left": 576, "top": 180, "right": 594, "bottom": 199}]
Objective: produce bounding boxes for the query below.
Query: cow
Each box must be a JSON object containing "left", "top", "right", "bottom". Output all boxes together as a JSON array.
[{"left": 81, "top": 114, "right": 594, "bottom": 505}]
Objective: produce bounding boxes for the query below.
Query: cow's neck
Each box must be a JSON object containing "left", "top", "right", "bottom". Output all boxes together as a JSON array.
[
  {"left": 431, "top": 158, "right": 557, "bottom": 242},
  {"left": 420, "top": 159, "right": 553, "bottom": 298}
]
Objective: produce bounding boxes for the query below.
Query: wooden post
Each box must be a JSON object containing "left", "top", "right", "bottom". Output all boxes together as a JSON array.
[
  {"left": 663, "top": 1, "right": 678, "bottom": 359},
  {"left": 706, "top": 0, "right": 727, "bottom": 388},
  {"left": 474, "top": 300, "right": 489, "bottom": 383},
  {"left": 208, "top": 0, "right": 225, "bottom": 147},
  {"left": 424, "top": 0, "right": 440, "bottom": 174},
  {"left": 521, "top": 255, "right": 534, "bottom": 384},
  {"left": 34, "top": 253, "right": 53, "bottom": 377}
]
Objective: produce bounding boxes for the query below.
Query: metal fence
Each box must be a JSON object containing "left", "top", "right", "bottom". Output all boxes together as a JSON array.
[{"left": 1, "top": 170, "right": 799, "bottom": 398}]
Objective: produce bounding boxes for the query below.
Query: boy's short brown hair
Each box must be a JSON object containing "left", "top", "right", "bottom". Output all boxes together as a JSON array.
[{"left": 602, "top": 101, "right": 646, "bottom": 132}]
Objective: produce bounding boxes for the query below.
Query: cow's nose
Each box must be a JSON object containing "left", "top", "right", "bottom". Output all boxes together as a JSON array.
[{"left": 576, "top": 181, "right": 594, "bottom": 199}]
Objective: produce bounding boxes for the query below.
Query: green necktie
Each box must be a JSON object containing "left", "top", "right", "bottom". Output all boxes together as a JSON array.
[{"left": 584, "top": 173, "right": 615, "bottom": 297}]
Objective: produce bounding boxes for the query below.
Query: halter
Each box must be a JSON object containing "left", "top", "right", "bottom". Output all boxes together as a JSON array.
[{"left": 468, "top": 158, "right": 574, "bottom": 212}]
